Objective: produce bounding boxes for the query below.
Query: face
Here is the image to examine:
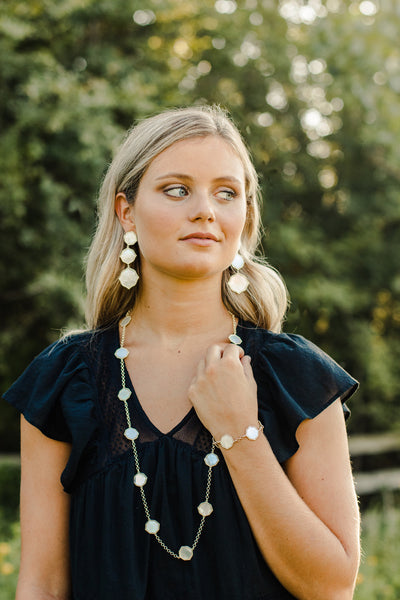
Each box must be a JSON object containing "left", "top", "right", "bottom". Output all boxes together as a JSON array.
[{"left": 124, "top": 135, "right": 247, "bottom": 285}]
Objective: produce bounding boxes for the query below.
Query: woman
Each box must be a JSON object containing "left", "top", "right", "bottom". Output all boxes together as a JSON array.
[{"left": 4, "top": 106, "right": 360, "bottom": 600}]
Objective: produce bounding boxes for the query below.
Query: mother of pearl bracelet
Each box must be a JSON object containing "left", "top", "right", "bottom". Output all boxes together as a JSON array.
[{"left": 213, "top": 420, "right": 264, "bottom": 450}]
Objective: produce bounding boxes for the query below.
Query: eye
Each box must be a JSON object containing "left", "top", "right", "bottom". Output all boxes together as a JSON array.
[
  {"left": 164, "top": 185, "right": 188, "bottom": 198},
  {"left": 217, "top": 189, "right": 237, "bottom": 200}
]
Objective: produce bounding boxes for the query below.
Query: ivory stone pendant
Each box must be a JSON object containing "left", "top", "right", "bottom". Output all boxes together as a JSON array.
[
  {"left": 231, "top": 253, "right": 244, "bottom": 269},
  {"left": 133, "top": 473, "right": 147, "bottom": 487},
  {"left": 124, "top": 231, "right": 137, "bottom": 245},
  {"left": 227, "top": 273, "right": 249, "bottom": 294},
  {"left": 246, "top": 426, "right": 259, "bottom": 441},
  {"left": 118, "top": 387, "right": 132, "bottom": 401},
  {"left": 178, "top": 546, "right": 193, "bottom": 561},
  {"left": 119, "top": 267, "right": 139, "bottom": 290},
  {"left": 145, "top": 520, "right": 160, "bottom": 534},
  {"left": 198, "top": 501, "right": 213, "bottom": 517},
  {"left": 120, "top": 315, "right": 132, "bottom": 327},
  {"left": 204, "top": 453, "right": 219, "bottom": 467},
  {"left": 220, "top": 434, "right": 234, "bottom": 450},
  {"left": 120, "top": 247, "right": 137, "bottom": 265},
  {"left": 228, "top": 333, "right": 242, "bottom": 345},
  {"left": 124, "top": 427, "right": 139, "bottom": 440}
]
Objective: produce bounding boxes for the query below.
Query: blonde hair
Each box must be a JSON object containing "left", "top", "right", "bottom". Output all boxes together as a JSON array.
[{"left": 85, "top": 105, "right": 288, "bottom": 331}]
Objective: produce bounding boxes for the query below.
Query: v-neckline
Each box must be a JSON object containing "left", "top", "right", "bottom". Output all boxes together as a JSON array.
[
  {"left": 113, "top": 326, "right": 196, "bottom": 437},
  {"left": 113, "top": 319, "right": 250, "bottom": 438}
]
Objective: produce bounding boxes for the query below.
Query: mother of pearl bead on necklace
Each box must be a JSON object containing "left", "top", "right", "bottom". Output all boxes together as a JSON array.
[{"left": 114, "top": 312, "right": 243, "bottom": 561}]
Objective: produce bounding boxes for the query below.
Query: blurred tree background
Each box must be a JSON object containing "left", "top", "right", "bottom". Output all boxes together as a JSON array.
[{"left": 1, "top": 0, "right": 400, "bottom": 450}]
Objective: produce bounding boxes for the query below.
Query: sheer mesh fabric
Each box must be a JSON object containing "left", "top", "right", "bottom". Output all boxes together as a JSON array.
[{"left": 172, "top": 411, "right": 213, "bottom": 452}]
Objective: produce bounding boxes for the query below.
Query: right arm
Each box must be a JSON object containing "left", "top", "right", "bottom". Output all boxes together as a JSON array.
[{"left": 17, "top": 416, "right": 72, "bottom": 600}]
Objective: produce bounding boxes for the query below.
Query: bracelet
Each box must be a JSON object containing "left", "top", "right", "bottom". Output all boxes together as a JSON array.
[{"left": 213, "top": 420, "right": 264, "bottom": 450}]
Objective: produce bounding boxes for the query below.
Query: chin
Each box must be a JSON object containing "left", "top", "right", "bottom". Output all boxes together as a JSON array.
[{"left": 163, "top": 263, "right": 223, "bottom": 281}]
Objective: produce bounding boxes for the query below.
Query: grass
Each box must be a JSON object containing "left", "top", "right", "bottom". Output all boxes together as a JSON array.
[
  {"left": 0, "top": 518, "right": 19, "bottom": 598},
  {"left": 1, "top": 504, "right": 400, "bottom": 598},
  {"left": 354, "top": 501, "right": 400, "bottom": 600}
]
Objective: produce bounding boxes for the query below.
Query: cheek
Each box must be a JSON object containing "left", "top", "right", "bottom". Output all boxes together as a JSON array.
[
  {"left": 225, "top": 206, "right": 247, "bottom": 239},
  {"left": 135, "top": 206, "right": 178, "bottom": 257}
]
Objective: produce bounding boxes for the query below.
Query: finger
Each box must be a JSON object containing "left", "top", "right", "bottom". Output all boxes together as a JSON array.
[
  {"left": 195, "top": 357, "right": 206, "bottom": 376},
  {"left": 221, "top": 343, "right": 245, "bottom": 360},
  {"left": 241, "top": 355, "right": 254, "bottom": 379},
  {"left": 204, "top": 344, "right": 225, "bottom": 368}
]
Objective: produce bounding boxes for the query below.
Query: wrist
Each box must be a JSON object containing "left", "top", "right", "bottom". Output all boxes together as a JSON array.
[{"left": 213, "top": 420, "right": 264, "bottom": 450}]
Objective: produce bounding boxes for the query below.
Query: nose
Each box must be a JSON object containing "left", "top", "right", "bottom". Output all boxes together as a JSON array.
[{"left": 189, "top": 190, "right": 216, "bottom": 222}]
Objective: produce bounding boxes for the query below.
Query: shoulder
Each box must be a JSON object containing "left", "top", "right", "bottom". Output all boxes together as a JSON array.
[
  {"left": 3, "top": 328, "right": 111, "bottom": 423},
  {"left": 238, "top": 319, "right": 320, "bottom": 352},
  {"left": 39, "top": 329, "right": 101, "bottom": 360},
  {"left": 23, "top": 327, "right": 113, "bottom": 377},
  {"left": 239, "top": 320, "right": 346, "bottom": 372},
  {"left": 238, "top": 321, "right": 358, "bottom": 463}
]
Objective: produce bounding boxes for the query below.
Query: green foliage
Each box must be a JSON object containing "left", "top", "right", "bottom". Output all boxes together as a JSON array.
[
  {"left": 354, "top": 505, "right": 400, "bottom": 599},
  {"left": 0, "top": 519, "right": 19, "bottom": 595},
  {"left": 1, "top": 0, "right": 400, "bottom": 447}
]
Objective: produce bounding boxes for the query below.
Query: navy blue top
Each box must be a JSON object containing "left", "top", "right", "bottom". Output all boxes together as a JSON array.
[{"left": 3, "top": 320, "right": 358, "bottom": 600}]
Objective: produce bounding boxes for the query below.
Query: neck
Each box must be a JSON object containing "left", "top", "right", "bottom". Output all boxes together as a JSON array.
[{"left": 129, "top": 274, "right": 232, "bottom": 343}]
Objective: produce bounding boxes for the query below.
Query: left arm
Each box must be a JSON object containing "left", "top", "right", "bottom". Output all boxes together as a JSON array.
[
  {"left": 189, "top": 344, "right": 360, "bottom": 600},
  {"left": 221, "top": 400, "right": 360, "bottom": 600}
]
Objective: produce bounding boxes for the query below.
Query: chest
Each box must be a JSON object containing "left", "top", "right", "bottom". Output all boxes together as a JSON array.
[{"left": 124, "top": 347, "right": 203, "bottom": 434}]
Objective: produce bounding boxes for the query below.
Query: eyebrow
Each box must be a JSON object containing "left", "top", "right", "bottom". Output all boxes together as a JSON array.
[{"left": 155, "top": 173, "right": 244, "bottom": 186}]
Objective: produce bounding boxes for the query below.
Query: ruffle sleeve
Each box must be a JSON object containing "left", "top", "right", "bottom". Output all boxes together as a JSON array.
[
  {"left": 3, "top": 334, "right": 98, "bottom": 491},
  {"left": 253, "top": 332, "right": 358, "bottom": 464}
]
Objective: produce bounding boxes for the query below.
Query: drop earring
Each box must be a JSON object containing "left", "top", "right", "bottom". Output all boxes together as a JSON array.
[
  {"left": 227, "top": 251, "right": 249, "bottom": 294},
  {"left": 119, "top": 231, "right": 139, "bottom": 289}
]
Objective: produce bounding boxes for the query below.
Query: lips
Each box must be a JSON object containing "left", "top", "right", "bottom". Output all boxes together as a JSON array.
[{"left": 181, "top": 232, "right": 219, "bottom": 241}]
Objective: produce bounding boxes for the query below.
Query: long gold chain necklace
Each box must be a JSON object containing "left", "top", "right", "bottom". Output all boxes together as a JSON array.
[{"left": 114, "top": 312, "right": 242, "bottom": 561}]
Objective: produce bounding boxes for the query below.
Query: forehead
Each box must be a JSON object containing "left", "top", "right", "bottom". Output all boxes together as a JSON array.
[{"left": 144, "top": 135, "right": 246, "bottom": 182}]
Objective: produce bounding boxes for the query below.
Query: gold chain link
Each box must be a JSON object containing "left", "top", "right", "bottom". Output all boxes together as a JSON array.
[{"left": 117, "top": 312, "right": 223, "bottom": 560}]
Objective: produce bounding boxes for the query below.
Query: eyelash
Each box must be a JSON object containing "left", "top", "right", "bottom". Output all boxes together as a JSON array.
[
  {"left": 164, "top": 185, "right": 188, "bottom": 198},
  {"left": 163, "top": 186, "right": 237, "bottom": 200},
  {"left": 218, "top": 189, "right": 236, "bottom": 200}
]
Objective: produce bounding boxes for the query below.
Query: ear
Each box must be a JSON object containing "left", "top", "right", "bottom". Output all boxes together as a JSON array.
[{"left": 115, "top": 192, "right": 136, "bottom": 233}]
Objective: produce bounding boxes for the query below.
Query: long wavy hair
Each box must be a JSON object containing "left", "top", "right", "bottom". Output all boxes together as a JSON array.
[{"left": 85, "top": 105, "right": 288, "bottom": 331}]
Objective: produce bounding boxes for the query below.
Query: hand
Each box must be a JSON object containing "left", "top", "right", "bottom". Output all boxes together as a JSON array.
[{"left": 188, "top": 343, "right": 258, "bottom": 441}]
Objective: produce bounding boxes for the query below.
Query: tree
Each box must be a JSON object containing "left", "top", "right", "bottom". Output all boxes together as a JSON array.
[{"left": 1, "top": 0, "right": 399, "bottom": 448}]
